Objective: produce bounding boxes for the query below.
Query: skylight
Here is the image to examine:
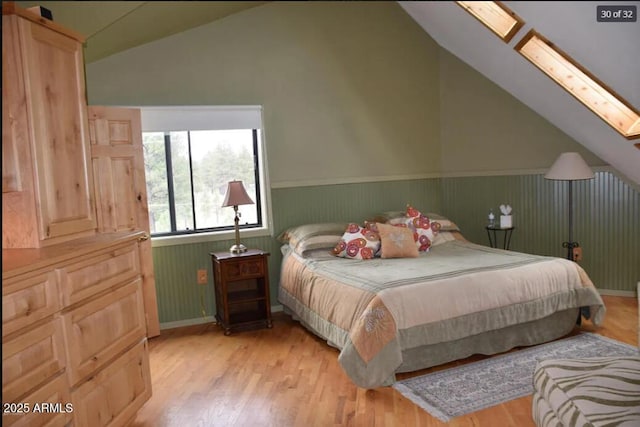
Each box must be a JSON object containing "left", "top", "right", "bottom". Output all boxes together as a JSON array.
[
  {"left": 516, "top": 30, "right": 640, "bottom": 141},
  {"left": 456, "top": 1, "right": 524, "bottom": 43}
]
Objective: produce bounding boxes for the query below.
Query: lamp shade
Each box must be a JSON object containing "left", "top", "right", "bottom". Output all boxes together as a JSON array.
[
  {"left": 222, "top": 180, "right": 254, "bottom": 207},
  {"left": 544, "top": 152, "right": 595, "bottom": 181}
]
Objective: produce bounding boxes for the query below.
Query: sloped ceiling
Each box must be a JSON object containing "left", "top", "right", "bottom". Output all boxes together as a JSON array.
[
  {"left": 399, "top": 1, "right": 640, "bottom": 184},
  {"left": 16, "top": 1, "right": 640, "bottom": 183},
  {"left": 16, "top": 1, "right": 267, "bottom": 63}
]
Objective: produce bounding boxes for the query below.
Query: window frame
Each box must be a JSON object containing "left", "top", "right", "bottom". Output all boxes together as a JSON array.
[{"left": 139, "top": 106, "right": 273, "bottom": 248}]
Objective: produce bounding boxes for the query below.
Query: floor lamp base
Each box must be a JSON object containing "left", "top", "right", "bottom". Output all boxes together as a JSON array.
[{"left": 562, "top": 241, "right": 580, "bottom": 261}]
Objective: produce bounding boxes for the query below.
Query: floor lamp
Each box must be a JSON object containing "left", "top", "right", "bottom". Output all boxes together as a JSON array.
[{"left": 544, "top": 152, "right": 594, "bottom": 261}]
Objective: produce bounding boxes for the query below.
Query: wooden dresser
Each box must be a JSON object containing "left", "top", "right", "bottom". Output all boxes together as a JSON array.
[
  {"left": 2, "top": 232, "right": 152, "bottom": 426},
  {"left": 2, "top": 3, "right": 154, "bottom": 425}
]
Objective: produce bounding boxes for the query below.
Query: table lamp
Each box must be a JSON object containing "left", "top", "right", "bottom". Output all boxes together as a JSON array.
[{"left": 222, "top": 180, "right": 254, "bottom": 254}]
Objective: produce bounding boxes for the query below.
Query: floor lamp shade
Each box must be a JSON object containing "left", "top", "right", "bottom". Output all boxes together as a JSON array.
[
  {"left": 222, "top": 180, "right": 254, "bottom": 254},
  {"left": 544, "top": 152, "right": 595, "bottom": 181},
  {"left": 544, "top": 152, "right": 594, "bottom": 260}
]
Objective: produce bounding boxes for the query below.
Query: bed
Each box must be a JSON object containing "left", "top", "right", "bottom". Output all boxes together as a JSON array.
[{"left": 277, "top": 211, "right": 606, "bottom": 389}]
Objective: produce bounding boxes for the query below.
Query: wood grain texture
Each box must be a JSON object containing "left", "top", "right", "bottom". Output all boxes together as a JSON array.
[
  {"left": 88, "top": 106, "right": 161, "bottom": 338},
  {"left": 131, "top": 295, "right": 637, "bottom": 427},
  {"left": 2, "top": 11, "right": 96, "bottom": 248}
]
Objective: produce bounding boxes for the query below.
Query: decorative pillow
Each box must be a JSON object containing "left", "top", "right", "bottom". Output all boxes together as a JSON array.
[
  {"left": 332, "top": 223, "right": 380, "bottom": 260},
  {"left": 376, "top": 223, "right": 418, "bottom": 259},
  {"left": 405, "top": 205, "right": 439, "bottom": 252}
]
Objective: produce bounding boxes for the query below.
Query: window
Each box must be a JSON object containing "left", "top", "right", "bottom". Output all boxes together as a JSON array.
[
  {"left": 515, "top": 30, "right": 640, "bottom": 141},
  {"left": 140, "top": 106, "right": 270, "bottom": 240}
]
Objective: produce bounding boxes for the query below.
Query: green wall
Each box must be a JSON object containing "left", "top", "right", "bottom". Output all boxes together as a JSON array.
[
  {"left": 437, "top": 49, "right": 605, "bottom": 173},
  {"left": 86, "top": 1, "right": 442, "bottom": 184},
  {"left": 152, "top": 172, "right": 639, "bottom": 325}
]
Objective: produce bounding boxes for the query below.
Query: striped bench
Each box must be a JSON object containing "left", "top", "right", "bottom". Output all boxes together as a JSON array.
[{"left": 532, "top": 285, "right": 640, "bottom": 426}]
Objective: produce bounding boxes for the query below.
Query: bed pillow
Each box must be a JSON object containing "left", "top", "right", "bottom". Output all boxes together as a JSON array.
[
  {"left": 376, "top": 223, "right": 419, "bottom": 259},
  {"left": 277, "top": 222, "right": 347, "bottom": 245},
  {"left": 277, "top": 223, "right": 348, "bottom": 257},
  {"left": 366, "top": 211, "right": 406, "bottom": 224},
  {"left": 431, "top": 231, "right": 459, "bottom": 246},
  {"left": 425, "top": 212, "right": 461, "bottom": 232},
  {"left": 332, "top": 223, "right": 380, "bottom": 260}
]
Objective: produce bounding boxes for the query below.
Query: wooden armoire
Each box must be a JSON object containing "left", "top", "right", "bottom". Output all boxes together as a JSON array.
[{"left": 2, "top": 3, "right": 158, "bottom": 425}]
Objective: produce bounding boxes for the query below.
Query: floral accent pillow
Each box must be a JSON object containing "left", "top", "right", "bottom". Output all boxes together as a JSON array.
[
  {"left": 405, "top": 205, "right": 439, "bottom": 252},
  {"left": 332, "top": 223, "right": 381, "bottom": 260},
  {"left": 376, "top": 223, "right": 419, "bottom": 259}
]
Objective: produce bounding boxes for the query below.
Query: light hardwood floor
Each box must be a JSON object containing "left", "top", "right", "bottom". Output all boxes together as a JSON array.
[{"left": 131, "top": 295, "right": 638, "bottom": 427}]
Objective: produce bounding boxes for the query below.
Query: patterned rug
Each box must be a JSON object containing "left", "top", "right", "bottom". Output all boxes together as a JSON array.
[{"left": 393, "top": 333, "right": 639, "bottom": 422}]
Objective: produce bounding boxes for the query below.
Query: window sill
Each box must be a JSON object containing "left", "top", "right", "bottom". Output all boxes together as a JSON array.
[{"left": 150, "top": 226, "right": 272, "bottom": 248}]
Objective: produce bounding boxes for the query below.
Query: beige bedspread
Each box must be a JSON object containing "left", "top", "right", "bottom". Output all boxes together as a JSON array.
[{"left": 278, "top": 240, "right": 605, "bottom": 388}]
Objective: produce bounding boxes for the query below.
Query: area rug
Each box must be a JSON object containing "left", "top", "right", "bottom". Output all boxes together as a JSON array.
[{"left": 393, "top": 333, "right": 638, "bottom": 422}]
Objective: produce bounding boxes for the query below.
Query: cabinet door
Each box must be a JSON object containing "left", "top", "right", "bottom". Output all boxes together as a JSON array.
[
  {"left": 2, "top": 16, "right": 25, "bottom": 194},
  {"left": 71, "top": 339, "right": 151, "bottom": 427},
  {"left": 18, "top": 17, "right": 96, "bottom": 241},
  {"left": 2, "top": 15, "right": 40, "bottom": 248},
  {"left": 62, "top": 279, "right": 146, "bottom": 387},
  {"left": 88, "top": 106, "right": 160, "bottom": 337},
  {"left": 2, "top": 318, "right": 67, "bottom": 404},
  {"left": 2, "top": 373, "right": 72, "bottom": 427}
]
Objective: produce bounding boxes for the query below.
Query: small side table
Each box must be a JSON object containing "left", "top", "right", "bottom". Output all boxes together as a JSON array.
[
  {"left": 210, "top": 249, "right": 272, "bottom": 335},
  {"left": 486, "top": 226, "right": 514, "bottom": 250}
]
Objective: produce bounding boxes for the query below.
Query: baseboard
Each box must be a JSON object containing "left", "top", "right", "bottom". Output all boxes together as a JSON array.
[
  {"left": 159, "top": 304, "right": 285, "bottom": 331},
  {"left": 598, "top": 288, "right": 637, "bottom": 297},
  {"left": 160, "top": 316, "right": 216, "bottom": 331}
]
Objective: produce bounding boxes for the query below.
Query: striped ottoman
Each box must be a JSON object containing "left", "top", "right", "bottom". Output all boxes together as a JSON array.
[{"left": 532, "top": 356, "right": 640, "bottom": 426}]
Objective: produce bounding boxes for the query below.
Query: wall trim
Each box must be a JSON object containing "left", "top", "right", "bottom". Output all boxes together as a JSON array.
[
  {"left": 270, "top": 166, "right": 615, "bottom": 189},
  {"left": 160, "top": 316, "right": 216, "bottom": 331},
  {"left": 598, "top": 288, "right": 637, "bottom": 297},
  {"left": 151, "top": 226, "right": 272, "bottom": 248},
  {"left": 271, "top": 173, "right": 442, "bottom": 189}
]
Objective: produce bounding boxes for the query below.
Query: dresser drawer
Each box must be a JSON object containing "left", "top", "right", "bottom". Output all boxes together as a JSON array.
[
  {"left": 1, "top": 373, "right": 73, "bottom": 427},
  {"left": 71, "top": 339, "right": 151, "bottom": 427},
  {"left": 58, "top": 242, "right": 140, "bottom": 307},
  {"left": 221, "top": 258, "right": 265, "bottom": 281},
  {"left": 2, "top": 317, "right": 66, "bottom": 404},
  {"left": 2, "top": 271, "right": 60, "bottom": 337},
  {"left": 62, "top": 279, "right": 146, "bottom": 386}
]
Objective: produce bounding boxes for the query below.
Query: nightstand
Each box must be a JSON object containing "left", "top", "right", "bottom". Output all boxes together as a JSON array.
[
  {"left": 210, "top": 249, "right": 272, "bottom": 335},
  {"left": 486, "top": 225, "right": 515, "bottom": 250}
]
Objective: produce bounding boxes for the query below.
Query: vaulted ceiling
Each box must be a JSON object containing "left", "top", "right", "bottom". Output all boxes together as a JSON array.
[
  {"left": 399, "top": 1, "right": 640, "bottom": 185},
  {"left": 16, "top": 1, "right": 640, "bottom": 184},
  {"left": 16, "top": 1, "right": 267, "bottom": 62}
]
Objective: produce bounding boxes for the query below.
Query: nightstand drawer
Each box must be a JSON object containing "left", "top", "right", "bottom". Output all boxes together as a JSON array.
[{"left": 221, "top": 258, "right": 265, "bottom": 281}]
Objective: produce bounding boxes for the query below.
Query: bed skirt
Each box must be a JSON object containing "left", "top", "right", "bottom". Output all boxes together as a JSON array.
[{"left": 282, "top": 304, "right": 580, "bottom": 386}]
